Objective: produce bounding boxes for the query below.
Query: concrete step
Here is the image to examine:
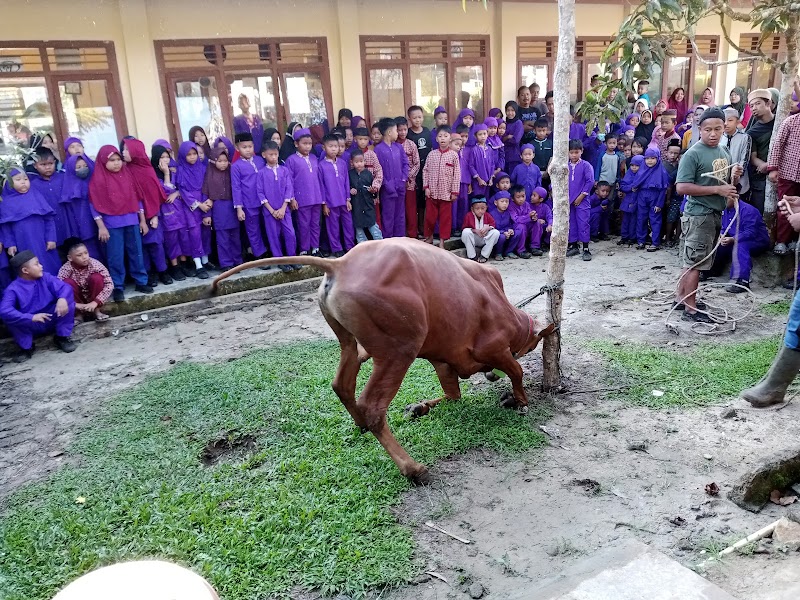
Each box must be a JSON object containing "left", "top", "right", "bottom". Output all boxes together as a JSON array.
[{"left": 507, "top": 540, "right": 739, "bottom": 600}]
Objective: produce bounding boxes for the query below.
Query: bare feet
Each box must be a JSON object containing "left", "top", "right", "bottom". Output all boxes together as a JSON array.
[{"left": 94, "top": 309, "right": 110, "bottom": 322}]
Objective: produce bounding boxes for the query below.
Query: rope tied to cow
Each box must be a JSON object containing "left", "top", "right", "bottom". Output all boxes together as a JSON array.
[{"left": 515, "top": 281, "right": 565, "bottom": 309}]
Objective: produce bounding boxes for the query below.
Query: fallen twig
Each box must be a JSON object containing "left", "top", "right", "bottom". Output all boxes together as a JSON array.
[
  {"left": 614, "top": 522, "right": 659, "bottom": 535},
  {"left": 424, "top": 521, "right": 471, "bottom": 544},
  {"left": 564, "top": 378, "right": 671, "bottom": 395},
  {"left": 425, "top": 571, "right": 449, "bottom": 584},
  {"left": 718, "top": 520, "right": 780, "bottom": 557}
]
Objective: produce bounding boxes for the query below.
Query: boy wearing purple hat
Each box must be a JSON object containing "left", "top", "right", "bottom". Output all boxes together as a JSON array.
[
  {"left": 510, "top": 144, "right": 542, "bottom": 201},
  {"left": 0, "top": 250, "right": 76, "bottom": 362},
  {"left": 469, "top": 124, "right": 496, "bottom": 198},
  {"left": 285, "top": 128, "right": 324, "bottom": 255},
  {"left": 231, "top": 132, "right": 267, "bottom": 259},
  {"left": 488, "top": 190, "right": 515, "bottom": 260},
  {"left": 529, "top": 186, "right": 553, "bottom": 256}
]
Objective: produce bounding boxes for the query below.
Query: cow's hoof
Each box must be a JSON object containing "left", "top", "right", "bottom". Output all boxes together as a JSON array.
[
  {"left": 499, "top": 391, "right": 523, "bottom": 410},
  {"left": 404, "top": 402, "right": 430, "bottom": 419},
  {"left": 484, "top": 371, "right": 500, "bottom": 382},
  {"left": 410, "top": 467, "right": 432, "bottom": 486}
]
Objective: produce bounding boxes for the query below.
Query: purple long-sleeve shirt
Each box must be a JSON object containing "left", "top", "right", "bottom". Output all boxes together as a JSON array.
[
  {"left": 568, "top": 159, "right": 595, "bottom": 205},
  {"left": 30, "top": 173, "right": 67, "bottom": 244},
  {"left": 531, "top": 201, "right": 553, "bottom": 227},
  {"left": 489, "top": 206, "right": 514, "bottom": 232},
  {"left": 508, "top": 200, "right": 534, "bottom": 226},
  {"left": 231, "top": 156, "right": 266, "bottom": 210},
  {"left": 373, "top": 141, "right": 409, "bottom": 197},
  {"left": 0, "top": 273, "right": 72, "bottom": 328},
  {"left": 256, "top": 164, "right": 294, "bottom": 211},
  {"left": 285, "top": 152, "right": 323, "bottom": 208},
  {"left": 459, "top": 146, "right": 472, "bottom": 185},
  {"left": 318, "top": 157, "right": 349, "bottom": 208},
  {"left": 468, "top": 143, "right": 496, "bottom": 196},
  {"left": 510, "top": 162, "right": 543, "bottom": 200}
]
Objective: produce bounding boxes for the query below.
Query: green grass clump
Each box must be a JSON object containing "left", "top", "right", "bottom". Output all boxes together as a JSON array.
[
  {"left": 0, "top": 341, "right": 547, "bottom": 600},
  {"left": 587, "top": 337, "right": 781, "bottom": 407},
  {"left": 761, "top": 300, "right": 791, "bottom": 316}
]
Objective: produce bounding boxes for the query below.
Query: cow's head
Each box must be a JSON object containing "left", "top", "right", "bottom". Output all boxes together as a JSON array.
[{"left": 513, "top": 314, "right": 556, "bottom": 358}]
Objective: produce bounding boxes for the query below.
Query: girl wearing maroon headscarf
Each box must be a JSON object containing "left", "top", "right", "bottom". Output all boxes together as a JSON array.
[
  {"left": 88, "top": 145, "right": 153, "bottom": 302},
  {"left": 122, "top": 138, "right": 173, "bottom": 287}
]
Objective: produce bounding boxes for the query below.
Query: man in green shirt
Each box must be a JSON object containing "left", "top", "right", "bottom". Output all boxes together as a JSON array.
[{"left": 675, "top": 108, "right": 743, "bottom": 323}]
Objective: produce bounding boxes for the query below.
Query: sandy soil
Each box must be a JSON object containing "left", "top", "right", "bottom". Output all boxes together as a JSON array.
[{"left": 0, "top": 240, "right": 796, "bottom": 599}]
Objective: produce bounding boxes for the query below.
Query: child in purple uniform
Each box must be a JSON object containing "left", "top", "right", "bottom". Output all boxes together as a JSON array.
[
  {"left": 488, "top": 190, "right": 515, "bottom": 260},
  {"left": 61, "top": 154, "right": 100, "bottom": 261},
  {"left": 231, "top": 132, "right": 268, "bottom": 260},
  {"left": 507, "top": 184, "right": 536, "bottom": 260},
  {"left": 566, "top": 139, "right": 596, "bottom": 261},
  {"left": 510, "top": 144, "right": 542, "bottom": 201},
  {"left": 529, "top": 186, "right": 553, "bottom": 256},
  {"left": 589, "top": 181, "right": 613, "bottom": 242},
  {"left": 285, "top": 128, "right": 324, "bottom": 256},
  {"left": 617, "top": 155, "right": 642, "bottom": 246},
  {"left": 30, "top": 148, "right": 68, "bottom": 247},
  {"left": 256, "top": 141, "right": 298, "bottom": 269},
  {"left": 175, "top": 142, "right": 211, "bottom": 278},
  {"left": 0, "top": 167, "right": 60, "bottom": 275},
  {"left": 0, "top": 250, "right": 76, "bottom": 362},
  {"left": 373, "top": 118, "right": 409, "bottom": 238},
  {"left": 634, "top": 147, "right": 670, "bottom": 252},
  {"left": 203, "top": 147, "right": 243, "bottom": 270},
  {"left": 469, "top": 124, "right": 496, "bottom": 199},
  {"left": 318, "top": 134, "right": 355, "bottom": 257},
  {"left": 151, "top": 144, "right": 188, "bottom": 281}
]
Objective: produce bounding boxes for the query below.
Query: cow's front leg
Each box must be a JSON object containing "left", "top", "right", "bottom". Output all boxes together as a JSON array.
[
  {"left": 491, "top": 352, "right": 528, "bottom": 410},
  {"left": 405, "top": 361, "right": 461, "bottom": 419}
]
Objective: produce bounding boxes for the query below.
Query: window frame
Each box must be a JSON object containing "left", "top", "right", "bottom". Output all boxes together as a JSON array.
[
  {"left": 735, "top": 34, "right": 785, "bottom": 91},
  {"left": 360, "top": 35, "right": 491, "bottom": 125},
  {"left": 0, "top": 40, "right": 127, "bottom": 152},
  {"left": 154, "top": 37, "right": 334, "bottom": 147}
]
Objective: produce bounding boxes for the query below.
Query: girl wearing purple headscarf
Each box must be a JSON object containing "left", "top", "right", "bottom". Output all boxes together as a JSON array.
[
  {"left": 175, "top": 142, "right": 210, "bottom": 278},
  {"left": 503, "top": 101, "right": 524, "bottom": 176},
  {"left": 453, "top": 108, "right": 477, "bottom": 146},
  {"left": 484, "top": 117, "right": 505, "bottom": 172},
  {"left": 468, "top": 124, "right": 496, "bottom": 199},
  {"left": 0, "top": 167, "right": 60, "bottom": 275},
  {"left": 61, "top": 154, "right": 101, "bottom": 261},
  {"left": 618, "top": 155, "right": 643, "bottom": 246},
  {"left": 633, "top": 148, "right": 670, "bottom": 251}
]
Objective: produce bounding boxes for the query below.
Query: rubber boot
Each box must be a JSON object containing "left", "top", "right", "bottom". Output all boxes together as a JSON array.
[{"left": 740, "top": 345, "right": 800, "bottom": 408}]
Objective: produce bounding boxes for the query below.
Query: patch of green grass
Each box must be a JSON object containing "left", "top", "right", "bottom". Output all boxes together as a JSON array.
[
  {"left": 761, "top": 300, "right": 791, "bottom": 316},
  {"left": 587, "top": 337, "right": 781, "bottom": 407},
  {"left": 0, "top": 341, "right": 547, "bottom": 600}
]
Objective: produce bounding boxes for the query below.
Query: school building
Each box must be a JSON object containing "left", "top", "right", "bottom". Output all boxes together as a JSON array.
[{"left": 0, "top": 0, "right": 780, "bottom": 158}]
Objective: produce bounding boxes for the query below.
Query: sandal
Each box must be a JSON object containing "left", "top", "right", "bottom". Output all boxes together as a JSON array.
[{"left": 477, "top": 257, "right": 488, "bottom": 263}]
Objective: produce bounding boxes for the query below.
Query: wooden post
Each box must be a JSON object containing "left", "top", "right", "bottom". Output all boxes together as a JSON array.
[{"left": 541, "top": 0, "right": 576, "bottom": 392}]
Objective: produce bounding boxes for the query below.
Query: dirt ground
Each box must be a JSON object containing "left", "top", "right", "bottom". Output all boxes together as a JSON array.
[{"left": 1, "top": 239, "right": 797, "bottom": 600}]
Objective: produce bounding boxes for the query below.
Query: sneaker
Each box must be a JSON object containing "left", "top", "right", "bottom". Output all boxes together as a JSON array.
[
  {"left": 13, "top": 346, "right": 34, "bottom": 363},
  {"left": 310, "top": 248, "right": 321, "bottom": 257},
  {"left": 726, "top": 279, "right": 750, "bottom": 293},
  {"left": 582, "top": 249, "right": 592, "bottom": 261},
  {"left": 168, "top": 265, "right": 186, "bottom": 282},
  {"left": 180, "top": 262, "right": 196, "bottom": 277},
  {"left": 636, "top": 244, "right": 646, "bottom": 250},
  {"left": 54, "top": 335, "right": 76, "bottom": 353},
  {"left": 672, "top": 300, "right": 707, "bottom": 311},
  {"left": 682, "top": 310, "right": 713, "bottom": 323},
  {"left": 147, "top": 272, "right": 159, "bottom": 287},
  {"left": 774, "top": 243, "right": 789, "bottom": 256},
  {"left": 194, "top": 268, "right": 209, "bottom": 280},
  {"left": 292, "top": 264, "right": 303, "bottom": 271},
  {"left": 494, "top": 255, "right": 505, "bottom": 261},
  {"left": 520, "top": 251, "right": 533, "bottom": 259},
  {"left": 112, "top": 289, "right": 125, "bottom": 303},
  {"left": 134, "top": 284, "right": 154, "bottom": 294},
  {"left": 507, "top": 252, "right": 520, "bottom": 259},
  {"left": 616, "top": 239, "right": 626, "bottom": 246},
  {"left": 566, "top": 246, "right": 580, "bottom": 257},
  {"left": 299, "top": 250, "right": 308, "bottom": 256},
  {"left": 158, "top": 271, "right": 174, "bottom": 285},
  {"left": 590, "top": 236, "right": 600, "bottom": 243},
  {"left": 204, "top": 261, "right": 218, "bottom": 271},
  {"left": 646, "top": 245, "right": 661, "bottom": 252},
  {"left": 530, "top": 248, "right": 543, "bottom": 257}
]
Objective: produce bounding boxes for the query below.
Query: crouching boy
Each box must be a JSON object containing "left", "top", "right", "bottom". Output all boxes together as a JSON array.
[{"left": 461, "top": 197, "right": 499, "bottom": 263}]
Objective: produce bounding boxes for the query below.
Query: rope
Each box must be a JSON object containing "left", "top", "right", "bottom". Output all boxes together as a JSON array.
[{"left": 515, "top": 281, "right": 564, "bottom": 309}]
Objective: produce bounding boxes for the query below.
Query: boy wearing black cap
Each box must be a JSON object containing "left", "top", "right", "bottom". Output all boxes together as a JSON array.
[
  {"left": 0, "top": 250, "right": 76, "bottom": 361},
  {"left": 461, "top": 196, "right": 499, "bottom": 263},
  {"left": 675, "top": 107, "right": 743, "bottom": 323}
]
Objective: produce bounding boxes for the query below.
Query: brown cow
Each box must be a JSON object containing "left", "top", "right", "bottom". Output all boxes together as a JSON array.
[{"left": 212, "top": 238, "right": 554, "bottom": 484}]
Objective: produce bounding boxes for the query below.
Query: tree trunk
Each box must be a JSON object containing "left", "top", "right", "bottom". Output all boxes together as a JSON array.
[
  {"left": 764, "top": 13, "right": 799, "bottom": 229},
  {"left": 541, "top": 0, "right": 576, "bottom": 392}
]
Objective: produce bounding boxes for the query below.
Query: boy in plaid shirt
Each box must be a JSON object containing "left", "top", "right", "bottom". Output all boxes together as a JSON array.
[{"left": 422, "top": 125, "right": 461, "bottom": 246}]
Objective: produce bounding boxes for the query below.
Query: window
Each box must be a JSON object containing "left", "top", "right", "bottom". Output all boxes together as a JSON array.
[
  {"left": 517, "top": 36, "right": 718, "bottom": 107},
  {"left": 736, "top": 35, "right": 784, "bottom": 91},
  {"left": 517, "top": 37, "right": 612, "bottom": 102},
  {"left": 0, "top": 43, "right": 126, "bottom": 157},
  {"left": 361, "top": 36, "right": 490, "bottom": 127},
  {"left": 155, "top": 39, "right": 333, "bottom": 145}
]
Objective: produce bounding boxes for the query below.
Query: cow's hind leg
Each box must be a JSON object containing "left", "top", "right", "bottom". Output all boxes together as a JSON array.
[
  {"left": 323, "top": 312, "right": 368, "bottom": 431},
  {"left": 405, "top": 361, "right": 461, "bottom": 419},
  {"left": 359, "top": 355, "right": 431, "bottom": 484}
]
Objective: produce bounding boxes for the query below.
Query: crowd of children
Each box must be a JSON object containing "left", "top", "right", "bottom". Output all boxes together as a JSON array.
[{"left": 0, "top": 82, "right": 794, "bottom": 358}]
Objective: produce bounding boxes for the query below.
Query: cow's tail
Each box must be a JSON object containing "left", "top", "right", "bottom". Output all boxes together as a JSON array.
[{"left": 210, "top": 255, "right": 338, "bottom": 294}]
